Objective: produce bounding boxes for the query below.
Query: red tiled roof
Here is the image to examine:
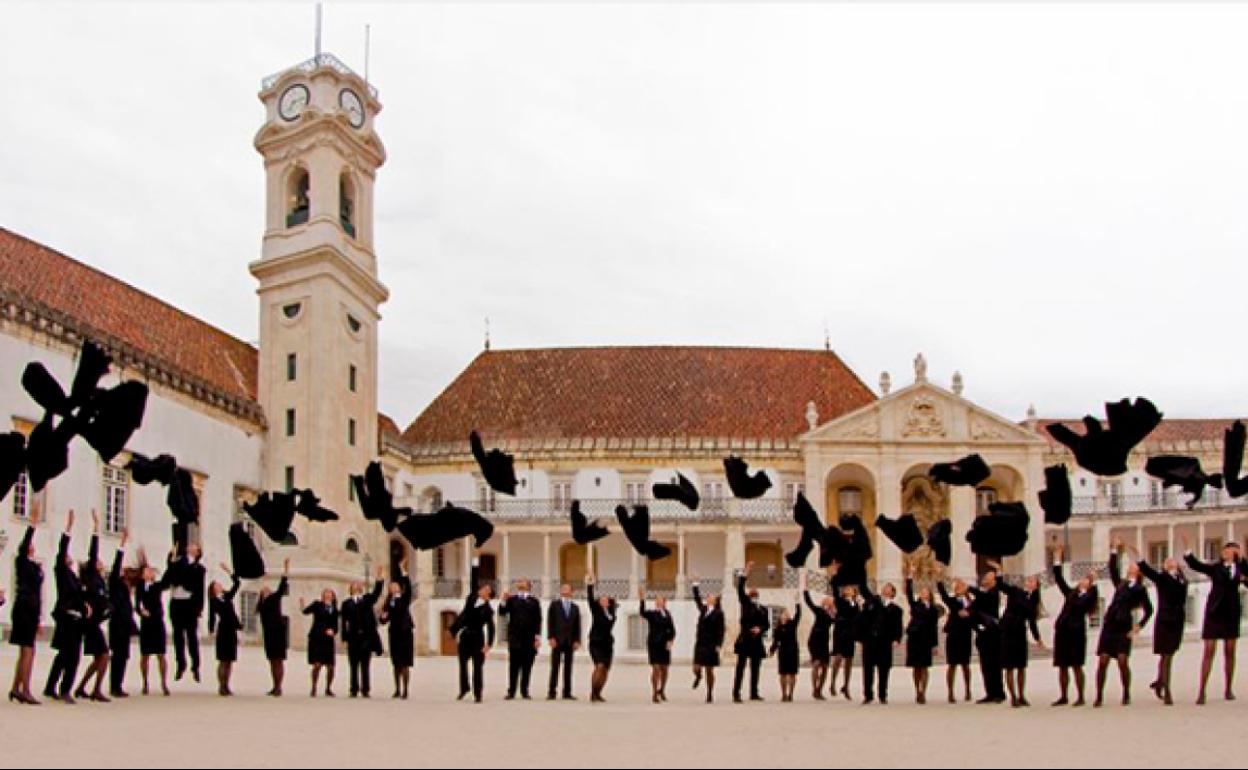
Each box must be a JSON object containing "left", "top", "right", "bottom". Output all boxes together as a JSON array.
[
  {"left": 402, "top": 346, "right": 876, "bottom": 446},
  {"left": 1034, "top": 418, "right": 1244, "bottom": 447},
  {"left": 0, "top": 226, "right": 259, "bottom": 411},
  {"left": 378, "top": 413, "right": 402, "bottom": 439}
]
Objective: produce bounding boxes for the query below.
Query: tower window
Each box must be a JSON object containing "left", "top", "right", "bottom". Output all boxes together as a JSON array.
[
  {"left": 339, "top": 173, "right": 356, "bottom": 237},
  {"left": 348, "top": 418, "right": 357, "bottom": 447},
  {"left": 286, "top": 353, "right": 297, "bottom": 381},
  {"left": 282, "top": 302, "right": 302, "bottom": 320},
  {"left": 346, "top": 314, "right": 362, "bottom": 334},
  {"left": 285, "top": 408, "right": 296, "bottom": 437},
  {"left": 284, "top": 466, "right": 295, "bottom": 493},
  {"left": 348, "top": 364, "right": 357, "bottom": 392},
  {"left": 286, "top": 168, "right": 310, "bottom": 228},
  {"left": 348, "top": 476, "right": 356, "bottom": 501}
]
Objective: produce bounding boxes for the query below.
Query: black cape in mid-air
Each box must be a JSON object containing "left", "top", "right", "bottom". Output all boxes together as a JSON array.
[
  {"left": 615, "top": 504, "right": 671, "bottom": 561},
  {"left": 1145, "top": 455, "right": 1223, "bottom": 509},
  {"left": 229, "top": 522, "right": 266, "bottom": 580},
  {"left": 470, "top": 430, "right": 518, "bottom": 496},
  {"left": 723, "top": 456, "right": 772, "bottom": 499},
  {"left": 396, "top": 503, "right": 495, "bottom": 551},
  {"left": 965, "top": 501, "right": 1030, "bottom": 557},
  {"left": 1039, "top": 464, "right": 1073, "bottom": 525},
  {"left": 929, "top": 454, "right": 991, "bottom": 487},
  {"left": 570, "top": 500, "right": 609, "bottom": 545},
  {"left": 652, "top": 472, "right": 700, "bottom": 511},
  {"left": 1046, "top": 397, "right": 1162, "bottom": 477},
  {"left": 875, "top": 513, "right": 924, "bottom": 554}
]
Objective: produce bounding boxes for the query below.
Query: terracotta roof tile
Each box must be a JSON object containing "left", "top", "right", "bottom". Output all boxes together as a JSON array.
[
  {"left": 0, "top": 226, "right": 259, "bottom": 410},
  {"left": 402, "top": 346, "right": 876, "bottom": 447}
]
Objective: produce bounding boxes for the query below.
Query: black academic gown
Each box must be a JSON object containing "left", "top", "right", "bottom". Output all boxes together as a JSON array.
[
  {"left": 1184, "top": 554, "right": 1246, "bottom": 641},
  {"left": 586, "top": 583, "right": 618, "bottom": 667},
  {"left": 1096, "top": 554, "right": 1154, "bottom": 657},
  {"left": 380, "top": 577, "right": 415, "bottom": 669},
  {"left": 904, "top": 580, "right": 941, "bottom": 669},
  {"left": 10, "top": 526, "right": 43, "bottom": 648},
  {"left": 639, "top": 598, "right": 677, "bottom": 666},
  {"left": 303, "top": 601, "right": 340, "bottom": 666},
  {"left": 1051, "top": 564, "right": 1097, "bottom": 668},
  {"left": 936, "top": 584, "right": 974, "bottom": 667},
  {"left": 208, "top": 575, "right": 242, "bottom": 663},
  {"left": 999, "top": 579, "right": 1041, "bottom": 670},
  {"left": 803, "top": 590, "right": 834, "bottom": 664},
  {"left": 1136, "top": 561, "right": 1187, "bottom": 655},
  {"left": 257, "top": 577, "right": 289, "bottom": 662}
]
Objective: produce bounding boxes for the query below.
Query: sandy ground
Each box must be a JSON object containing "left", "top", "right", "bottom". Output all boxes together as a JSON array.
[{"left": 0, "top": 640, "right": 1243, "bottom": 768}]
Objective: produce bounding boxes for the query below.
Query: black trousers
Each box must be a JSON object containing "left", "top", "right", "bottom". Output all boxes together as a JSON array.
[
  {"left": 170, "top": 602, "right": 200, "bottom": 675},
  {"left": 45, "top": 627, "right": 83, "bottom": 698},
  {"left": 348, "top": 645, "right": 372, "bottom": 695},
  {"left": 733, "top": 653, "right": 763, "bottom": 698},
  {"left": 458, "top": 641, "right": 485, "bottom": 699},
  {"left": 109, "top": 631, "right": 131, "bottom": 694},
  {"left": 508, "top": 646, "right": 536, "bottom": 697},
  {"left": 976, "top": 627, "right": 1004, "bottom": 700},
  {"left": 548, "top": 644, "right": 575, "bottom": 697},
  {"left": 862, "top": 644, "right": 893, "bottom": 701}
]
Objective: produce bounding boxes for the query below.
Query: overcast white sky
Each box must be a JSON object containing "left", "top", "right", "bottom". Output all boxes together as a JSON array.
[{"left": 3, "top": 1, "right": 1247, "bottom": 429}]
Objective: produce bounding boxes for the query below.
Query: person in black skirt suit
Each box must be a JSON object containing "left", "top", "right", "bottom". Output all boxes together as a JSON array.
[
  {"left": 770, "top": 600, "right": 802, "bottom": 702},
  {"left": 74, "top": 513, "right": 112, "bottom": 702},
  {"left": 135, "top": 548, "right": 172, "bottom": 697},
  {"left": 107, "top": 531, "right": 138, "bottom": 698},
  {"left": 379, "top": 557, "right": 415, "bottom": 699},
  {"left": 638, "top": 587, "right": 677, "bottom": 704},
  {"left": 1050, "top": 547, "right": 1098, "bottom": 707},
  {"left": 733, "top": 563, "right": 771, "bottom": 704},
  {"left": 855, "top": 574, "right": 904, "bottom": 705},
  {"left": 996, "top": 567, "right": 1043, "bottom": 708},
  {"left": 207, "top": 565, "right": 242, "bottom": 696},
  {"left": 830, "top": 584, "right": 860, "bottom": 700},
  {"left": 450, "top": 559, "right": 495, "bottom": 703},
  {"left": 1094, "top": 542, "right": 1153, "bottom": 707},
  {"left": 904, "top": 569, "right": 942, "bottom": 705},
  {"left": 44, "top": 509, "right": 88, "bottom": 704},
  {"left": 1136, "top": 548, "right": 1187, "bottom": 705},
  {"left": 802, "top": 581, "right": 835, "bottom": 700},
  {"left": 585, "top": 574, "right": 617, "bottom": 703},
  {"left": 256, "top": 559, "right": 290, "bottom": 697},
  {"left": 302, "top": 588, "right": 340, "bottom": 697},
  {"left": 691, "top": 579, "right": 725, "bottom": 703},
  {"left": 8, "top": 502, "right": 44, "bottom": 705},
  {"left": 1182, "top": 535, "right": 1248, "bottom": 704},
  {"left": 935, "top": 568, "right": 975, "bottom": 703}
]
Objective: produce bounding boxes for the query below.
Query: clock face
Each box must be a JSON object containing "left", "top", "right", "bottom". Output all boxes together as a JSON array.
[
  {"left": 278, "top": 84, "right": 310, "bottom": 121},
  {"left": 339, "top": 88, "right": 365, "bottom": 128}
]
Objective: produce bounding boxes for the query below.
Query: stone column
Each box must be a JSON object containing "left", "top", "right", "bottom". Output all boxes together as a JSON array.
[
  {"left": 500, "top": 531, "right": 512, "bottom": 592},
  {"left": 461, "top": 537, "right": 472, "bottom": 591},
  {"left": 1135, "top": 526, "right": 1144, "bottom": 559},
  {"left": 1227, "top": 519, "right": 1235, "bottom": 548},
  {"left": 949, "top": 486, "right": 976, "bottom": 581},
  {"left": 1167, "top": 524, "right": 1175, "bottom": 561},
  {"left": 1090, "top": 520, "right": 1111, "bottom": 563},
  {"left": 1198, "top": 521, "right": 1207, "bottom": 557},
  {"left": 876, "top": 459, "right": 903, "bottom": 585},
  {"left": 676, "top": 529, "right": 688, "bottom": 600},
  {"left": 414, "top": 545, "right": 436, "bottom": 656},
  {"left": 722, "top": 525, "right": 745, "bottom": 629},
  {"left": 542, "top": 531, "right": 553, "bottom": 599},
  {"left": 629, "top": 551, "right": 641, "bottom": 598}
]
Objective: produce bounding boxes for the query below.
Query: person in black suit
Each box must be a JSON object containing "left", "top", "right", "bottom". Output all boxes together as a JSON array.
[
  {"left": 1182, "top": 535, "right": 1248, "bottom": 704},
  {"left": 691, "top": 579, "right": 725, "bottom": 703},
  {"left": 8, "top": 501, "right": 44, "bottom": 706},
  {"left": 106, "top": 531, "right": 138, "bottom": 698},
  {"left": 341, "top": 568, "right": 385, "bottom": 698},
  {"left": 732, "top": 562, "right": 770, "bottom": 703},
  {"left": 584, "top": 574, "right": 617, "bottom": 703},
  {"left": 935, "top": 568, "right": 975, "bottom": 703},
  {"left": 167, "top": 542, "right": 206, "bottom": 683},
  {"left": 856, "top": 575, "right": 904, "bottom": 705},
  {"left": 301, "top": 588, "right": 340, "bottom": 697},
  {"left": 904, "top": 569, "right": 942, "bottom": 705},
  {"left": 1051, "top": 547, "right": 1098, "bottom": 707},
  {"left": 74, "top": 513, "right": 112, "bottom": 702},
  {"left": 256, "top": 559, "right": 290, "bottom": 697},
  {"left": 968, "top": 568, "right": 1006, "bottom": 704},
  {"left": 830, "top": 584, "right": 860, "bottom": 700},
  {"left": 44, "top": 509, "right": 88, "bottom": 704},
  {"left": 546, "top": 583, "right": 582, "bottom": 701},
  {"left": 1135, "top": 549, "right": 1187, "bottom": 706},
  {"left": 769, "top": 600, "right": 802, "bottom": 703},
  {"left": 450, "top": 559, "right": 495, "bottom": 703},
  {"left": 379, "top": 557, "right": 415, "bottom": 700},
  {"left": 1094, "top": 542, "right": 1153, "bottom": 707},
  {"left": 997, "top": 567, "right": 1043, "bottom": 708},
  {"left": 135, "top": 548, "right": 172, "bottom": 697},
  {"left": 498, "top": 579, "right": 543, "bottom": 700},
  {"left": 639, "top": 587, "right": 677, "bottom": 704},
  {"left": 207, "top": 565, "right": 242, "bottom": 697}
]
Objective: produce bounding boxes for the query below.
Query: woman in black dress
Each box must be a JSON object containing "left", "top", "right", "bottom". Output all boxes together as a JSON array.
[
  {"left": 802, "top": 581, "right": 835, "bottom": 700},
  {"left": 302, "top": 588, "right": 340, "bottom": 697},
  {"left": 207, "top": 565, "right": 242, "bottom": 696},
  {"left": 1051, "top": 547, "right": 1098, "bottom": 707},
  {"left": 1182, "top": 535, "right": 1248, "bottom": 704},
  {"left": 770, "top": 602, "right": 802, "bottom": 702},
  {"left": 585, "top": 574, "right": 617, "bottom": 703},
  {"left": 135, "top": 548, "right": 172, "bottom": 697},
  {"left": 107, "top": 532, "right": 138, "bottom": 699},
  {"left": 638, "top": 587, "right": 676, "bottom": 704},
  {"left": 44, "top": 510, "right": 87, "bottom": 704},
  {"left": 1094, "top": 543, "right": 1153, "bottom": 707},
  {"left": 8, "top": 502, "right": 43, "bottom": 705},
  {"left": 829, "top": 584, "right": 860, "bottom": 700},
  {"left": 904, "top": 570, "right": 942, "bottom": 705},
  {"left": 74, "top": 513, "right": 112, "bottom": 702},
  {"left": 379, "top": 559, "right": 414, "bottom": 700},
  {"left": 691, "top": 579, "right": 725, "bottom": 703},
  {"left": 936, "top": 568, "right": 975, "bottom": 703},
  {"left": 256, "top": 559, "right": 290, "bottom": 696},
  {"left": 997, "top": 568, "right": 1042, "bottom": 708},
  {"left": 1135, "top": 549, "right": 1187, "bottom": 705}
]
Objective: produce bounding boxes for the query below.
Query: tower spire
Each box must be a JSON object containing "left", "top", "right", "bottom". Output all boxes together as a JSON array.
[
  {"left": 484, "top": 317, "right": 491, "bottom": 351},
  {"left": 314, "top": 2, "right": 323, "bottom": 58}
]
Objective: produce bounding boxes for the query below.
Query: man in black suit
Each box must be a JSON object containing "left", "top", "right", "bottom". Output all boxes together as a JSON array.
[
  {"left": 341, "top": 569, "right": 385, "bottom": 698},
  {"left": 732, "top": 562, "right": 770, "bottom": 703},
  {"left": 969, "top": 569, "right": 1006, "bottom": 704},
  {"left": 167, "top": 542, "right": 206, "bottom": 682},
  {"left": 858, "top": 581, "right": 904, "bottom": 704},
  {"left": 451, "top": 559, "right": 496, "bottom": 703},
  {"left": 546, "top": 583, "right": 582, "bottom": 700},
  {"left": 499, "top": 579, "right": 543, "bottom": 700}
]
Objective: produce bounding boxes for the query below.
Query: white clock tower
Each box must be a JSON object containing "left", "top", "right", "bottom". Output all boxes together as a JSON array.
[{"left": 250, "top": 52, "right": 389, "bottom": 586}]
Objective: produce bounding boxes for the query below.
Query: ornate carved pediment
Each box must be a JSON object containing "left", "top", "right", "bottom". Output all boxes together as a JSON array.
[{"left": 902, "top": 394, "right": 947, "bottom": 439}]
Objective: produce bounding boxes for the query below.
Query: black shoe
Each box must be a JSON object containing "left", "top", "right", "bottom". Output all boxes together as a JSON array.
[
  {"left": 750, "top": 694, "right": 764, "bottom": 702},
  {"left": 504, "top": 694, "right": 515, "bottom": 701},
  {"left": 880, "top": 697, "right": 888, "bottom": 705},
  {"left": 458, "top": 691, "right": 469, "bottom": 701},
  {"left": 547, "top": 693, "right": 557, "bottom": 701},
  {"left": 562, "top": 694, "right": 576, "bottom": 701},
  {"left": 192, "top": 669, "right": 201, "bottom": 684},
  {"left": 862, "top": 697, "right": 874, "bottom": 705},
  {"left": 976, "top": 696, "right": 996, "bottom": 704},
  {"left": 175, "top": 666, "right": 186, "bottom": 682},
  {"left": 521, "top": 693, "right": 531, "bottom": 700},
  {"left": 733, "top": 695, "right": 743, "bottom": 704}
]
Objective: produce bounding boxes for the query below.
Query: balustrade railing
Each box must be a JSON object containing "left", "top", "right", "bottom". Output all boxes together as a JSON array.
[
  {"left": 261, "top": 53, "right": 379, "bottom": 99},
  {"left": 470, "top": 496, "right": 792, "bottom": 524},
  {"left": 1071, "top": 491, "right": 1245, "bottom": 516}
]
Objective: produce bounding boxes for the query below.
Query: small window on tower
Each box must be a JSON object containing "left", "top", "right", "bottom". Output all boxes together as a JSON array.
[
  {"left": 339, "top": 173, "right": 356, "bottom": 237},
  {"left": 286, "top": 168, "right": 310, "bottom": 227},
  {"left": 285, "top": 408, "right": 296, "bottom": 437},
  {"left": 348, "top": 364, "right": 357, "bottom": 392},
  {"left": 282, "top": 302, "right": 302, "bottom": 320},
  {"left": 284, "top": 466, "right": 295, "bottom": 493},
  {"left": 348, "top": 418, "right": 356, "bottom": 447},
  {"left": 346, "top": 314, "right": 362, "bottom": 334},
  {"left": 286, "top": 353, "right": 297, "bottom": 381}
]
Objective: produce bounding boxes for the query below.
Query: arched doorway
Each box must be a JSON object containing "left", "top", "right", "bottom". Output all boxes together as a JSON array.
[
  {"left": 825, "top": 463, "right": 879, "bottom": 578},
  {"left": 900, "top": 468, "right": 949, "bottom": 582}
]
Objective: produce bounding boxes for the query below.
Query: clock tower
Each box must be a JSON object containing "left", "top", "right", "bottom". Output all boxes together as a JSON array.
[{"left": 250, "top": 52, "right": 389, "bottom": 585}]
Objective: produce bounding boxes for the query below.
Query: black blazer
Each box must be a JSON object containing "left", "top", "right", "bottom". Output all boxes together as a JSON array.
[
  {"left": 135, "top": 574, "right": 171, "bottom": 623},
  {"left": 1052, "top": 564, "right": 1098, "bottom": 632},
  {"left": 51, "top": 533, "right": 87, "bottom": 624},
  {"left": 303, "top": 600, "right": 340, "bottom": 640},
  {"left": 904, "top": 579, "right": 942, "bottom": 648},
  {"left": 639, "top": 598, "right": 677, "bottom": 649},
  {"left": 80, "top": 535, "right": 110, "bottom": 626},
  {"left": 1137, "top": 560, "right": 1188, "bottom": 626},
  {"left": 586, "top": 584, "right": 617, "bottom": 647},
  {"left": 450, "top": 567, "right": 496, "bottom": 649},
  {"left": 166, "top": 555, "right": 206, "bottom": 614},
  {"left": 208, "top": 575, "right": 242, "bottom": 636},
  {"left": 12, "top": 526, "right": 43, "bottom": 616},
  {"left": 546, "top": 598, "right": 583, "bottom": 647},
  {"left": 968, "top": 583, "right": 1002, "bottom": 631},
  {"left": 859, "top": 583, "right": 904, "bottom": 650},
  {"left": 499, "top": 593, "right": 543, "bottom": 649},
  {"left": 108, "top": 548, "right": 138, "bottom": 636},
  {"left": 734, "top": 575, "right": 770, "bottom": 655},
  {"left": 693, "top": 585, "right": 726, "bottom": 649},
  {"left": 999, "top": 579, "right": 1042, "bottom": 642},
  {"left": 380, "top": 576, "right": 414, "bottom": 634},
  {"left": 1103, "top": 553, "right": 1154, "bottom": 633},
  {"left": 341, "top": 580, "right": 384, "bottom": 652},
  {"left": 257, "top": 577, "right": 288, "bottom": 641},
  {"left": 1184, "top": 553, "right": 1246, "bottom": 629},
  {"left": 936, "top": 583, "right": 975, "bottom": 636}
]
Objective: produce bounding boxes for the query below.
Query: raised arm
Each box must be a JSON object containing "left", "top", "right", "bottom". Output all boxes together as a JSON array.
[
  {"left": 1108, "top": 551, "right": 1123, "bottom": 589},
  {"left": 692, "top": 583, "right": 705, "bottom": 614},
  {"left": 905, "top": 578, "right": 916, "bottom": 607},
  {"left": 936, "top": 581, "right": 956, "bottom": 611},
  {"left": 1052, "top": 562, "right": 1072, "bottom": 596},
  {"left": 366, "top": 578, "right": 385, "bottom": 606},
  {"left": 736, "top": 572, "right": 749, "bottom": 605},
  {"left": 225, "top": 573, "right": 241, "bottom": 602},
  {"left": 803, "top": 589, "right": 820, "bottom": 615},
  {"left": 1183, "top": 551, "right": 1216, "bottom": 578},
  {"left": 17, "top": 525, "right": 35, "bottom": 564},
  {"left": 1136, "top": 559, "right": 1163, "bottom": 586}
]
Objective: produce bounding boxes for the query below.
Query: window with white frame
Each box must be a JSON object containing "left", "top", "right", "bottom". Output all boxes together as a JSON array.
[
  {"left": 838, "top": 487, "right": 864, "bottom": 517},
  {"left": 702, "top": 480, "right": 727, "bottom": 512},
  {"left": 783, "top": 482, "right": 805, "bottom": 504},
  {"left": 1148, "top": 541, "right": 1169, "bottom": 565},
  {"left": 974, "top": 487, "right": 997, "bottom": 516},
  {"left": 551, "top": 480, "right": 572, "bottom": 511},
  {"left": 1102, "top": 480, "right": 1123, "bottom": 509},
  {"left": 12, "top": 469, "right": 32, "bottom": 519},
  {"left": 624, "top": 481, "right": 648, "bottom": 505},
  {"left": 477, "top": 484, "right": 497, "bottom": 514},
  {"left": 102, "top": 464, "right": 129, "bottom": 535}
]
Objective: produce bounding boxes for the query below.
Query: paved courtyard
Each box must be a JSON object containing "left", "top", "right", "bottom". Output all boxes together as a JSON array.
[{"left": 0, "top": 640, "right": 1243, "bottom": 768}]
